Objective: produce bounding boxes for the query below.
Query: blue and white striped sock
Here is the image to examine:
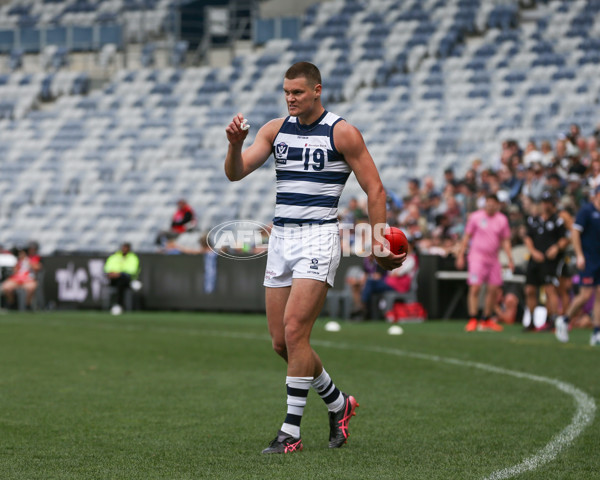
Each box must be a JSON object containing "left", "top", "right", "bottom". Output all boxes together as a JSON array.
[
  {"left": 312, "top": 368, "right": 344, "bottom": 413},
  {"left": 280, "top": 376, "right": 312, "bottom": 439}
]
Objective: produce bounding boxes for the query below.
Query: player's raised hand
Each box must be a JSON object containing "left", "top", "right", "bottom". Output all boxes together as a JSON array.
[{"left": 226, "top": 113, "right": 250, "bottom": 145}]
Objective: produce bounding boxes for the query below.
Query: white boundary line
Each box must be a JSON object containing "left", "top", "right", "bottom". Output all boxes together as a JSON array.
[
  {"left": 3, "top": 319, "right": 596, "bottom": 478},
  {"left": 200, "top": 330, "right": 596, "bottom": 479},
  {"left": 309, "top": 339, "right": 597, "bottom": 480}
]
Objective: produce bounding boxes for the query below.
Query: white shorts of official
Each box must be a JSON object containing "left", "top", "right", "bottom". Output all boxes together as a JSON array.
[{"left": 263, "top": 223, "right": 341, "bottom": 288}]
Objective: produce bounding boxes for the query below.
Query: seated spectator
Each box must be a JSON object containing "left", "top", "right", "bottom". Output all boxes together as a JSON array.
[
  {"left": 494, "top": 287, "right": 523, "bottom": 325},
  {"left": 359, "top": 255, "right": 394, "bottom": 319},
  {"left": 0, "top": 244, "right": 16, "bottom": 282},
  {"left": 383, "top": 243, "right": 419, "bottom": 295},
  {"left": 156, "top": 198, "right": 197, "bottom": 246},
  {"left": 339, "top": 197, "right": 366, "bottom": 225},
  {"left": 161, "top": 232, "right": 184, "bottom": 255},
  {"left": 104, "top": 242, "right": 140, "bottom": 315},
  {"left": 1, "top": 248, "right": 41, "bottom": 309}
]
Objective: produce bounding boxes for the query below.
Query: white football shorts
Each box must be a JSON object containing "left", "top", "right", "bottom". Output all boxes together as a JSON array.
[{"left": 263, "top": 223, "right": 341, "bottom": 288}]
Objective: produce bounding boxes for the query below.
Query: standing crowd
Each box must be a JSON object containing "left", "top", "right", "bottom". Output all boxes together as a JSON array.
[{"left": 340, "top": 123, "right": 600, "bottom": 343}]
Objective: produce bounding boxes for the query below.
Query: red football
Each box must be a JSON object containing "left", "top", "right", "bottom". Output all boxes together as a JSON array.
[{"left": 384, "top": 227, "right": 409, "bottom": 255}]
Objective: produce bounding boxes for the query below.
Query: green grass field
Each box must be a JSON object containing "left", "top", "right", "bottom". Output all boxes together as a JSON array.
[{"left": 0, "top": 312, "right": 598, "bottom": 480}]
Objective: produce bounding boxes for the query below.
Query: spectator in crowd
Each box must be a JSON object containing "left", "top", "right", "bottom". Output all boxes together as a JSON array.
[
  {"left": 522, "top": 162, "right": 547, "bottom": 202},
  {"left": 155, "top": 198, "right": 197, "bottom": 247},
  {"left": 359, "top": 255, "right": 394, "bottom": 320},
  {"left": 546, "top": 173, "right": 564, "bottom": 197},
  {"left": 555, "top": 185, "right": 600, "bottom": 345},
  {"left": 0, "top": 247, "right": 40, "bottom": 310},
  {"left": 568, "top": 150, "right": 587, "bottom": 176},
  {"left": 540, "top": 140, "right": 554, "bottom": 165},
  {"left": 403, "top": 178, "right": 421, "bottom": 204},
  {"left": 334, "top": 127, "right": 598, "bottom": 327},
  {"left": 523, "top": 190, "right": 570, "bottom": 330},
  {"left": 421, "top": 176, "right": 438, "bottom": 200},
  {"left": 463, "top": 168, "right": 478, "bottom": 193},
  {"left": 171, "top": 198, "right": 197, "bottom": 234},
  {"left": 160, "top": 232, "right": 184, "bottom": 254},
  {"left": 565, "top": 173, "right": 587, "bottom": 208},
  {"left": 566, "top": 123, "right": 581, "bottom": 147},
  {"left": 443, "top": 167, "right": 457, "bottom": 188},
  {"left": 384, "top": 240, "right": 419, "bottom": 296},
  {"left": 494, "top": 286, "right": 522, "bottom": 325},
  {"left": 104, "top": 242, "right": 140, "bottom": 315},
  {"left": 339, "top": 196, "right": 366, "bottom": 226},
  {"left": 585, "top": 136, "right": 598, "bottom": 164},
  {"left": 456, "top": 193, "right": 514, "bottom": 332}
]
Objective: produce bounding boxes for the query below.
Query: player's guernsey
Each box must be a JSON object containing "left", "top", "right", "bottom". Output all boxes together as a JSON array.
[{"left": 271, "top": 110, "right": 351, "bottom": 226}]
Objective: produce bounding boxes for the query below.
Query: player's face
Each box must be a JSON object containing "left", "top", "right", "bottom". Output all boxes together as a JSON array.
[
  {"left": 283, "top": 76, "right": 320, "bottom": 119},
  {"left": 484, "top": 198, "right": 499, "bottom": 215},
  {"left": 541, "top": 200, "right": 554, "bottom": 215}
]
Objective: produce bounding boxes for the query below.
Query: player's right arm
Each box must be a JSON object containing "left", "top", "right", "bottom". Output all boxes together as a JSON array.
[
  {"left": 224, "top": 114, "right": 283, "bottom": 181},
  {"left": 572, "top": 208, "right": 587, "bottom": 271},
  {"left": 523, "top": 235, "right": 544, "bottom": 263},
  {"left": 571, "top": 226, "right": 585, "bottom": 271},
  {"left": 455, "top": 232, "right": 470, "bottom": 270},
  {"left": 455, "top": 213, "right": 473, "bottom": 270}
]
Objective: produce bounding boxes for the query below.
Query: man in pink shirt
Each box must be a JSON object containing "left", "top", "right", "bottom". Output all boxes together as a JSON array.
[{"left": 456, "top": 194, "right": 515, "bottom": 331}]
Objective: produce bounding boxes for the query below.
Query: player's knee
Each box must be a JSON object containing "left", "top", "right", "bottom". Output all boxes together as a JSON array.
[
  {"left": 579, "top": 288, "right": 594, "bottom": 302},
  {"left": 272, "top": 339, "right": 287, "bottom": 358},
  {"left": 283, "top": 319, "right": 308, "bottom": 347},
  {"left": 525, "top": 285, "right": 536, "bottom": 296}
]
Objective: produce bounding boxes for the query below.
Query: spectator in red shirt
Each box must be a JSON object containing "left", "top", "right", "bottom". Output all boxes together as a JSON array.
[
  {"left": 156, "top": 199, "right": 197, "bottom": 247},
  {"left": 171, "top": 199, "right": 197, "bottom": 234}
]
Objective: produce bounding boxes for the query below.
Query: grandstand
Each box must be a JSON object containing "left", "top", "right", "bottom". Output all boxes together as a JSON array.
[{"left": 0, "top": 0, "right": 598, "bottom": 255}]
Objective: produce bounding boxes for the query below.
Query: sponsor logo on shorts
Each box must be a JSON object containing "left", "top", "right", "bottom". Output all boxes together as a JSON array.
[
  {"left": 265, "top": 269, "right": 276, "bottom": 280},
  {"left": 310, "top": 258, "right": 319, "bottom": 270}
]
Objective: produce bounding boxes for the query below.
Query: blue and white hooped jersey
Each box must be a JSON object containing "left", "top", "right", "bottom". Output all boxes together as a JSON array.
[{"left": 271, "top": 110, "right": 351, "bottom": 226}]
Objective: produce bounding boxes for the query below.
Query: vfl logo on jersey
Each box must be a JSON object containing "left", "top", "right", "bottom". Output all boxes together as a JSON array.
[{"left": 275, "top": 142, "right": 289, "bottom": 164}]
